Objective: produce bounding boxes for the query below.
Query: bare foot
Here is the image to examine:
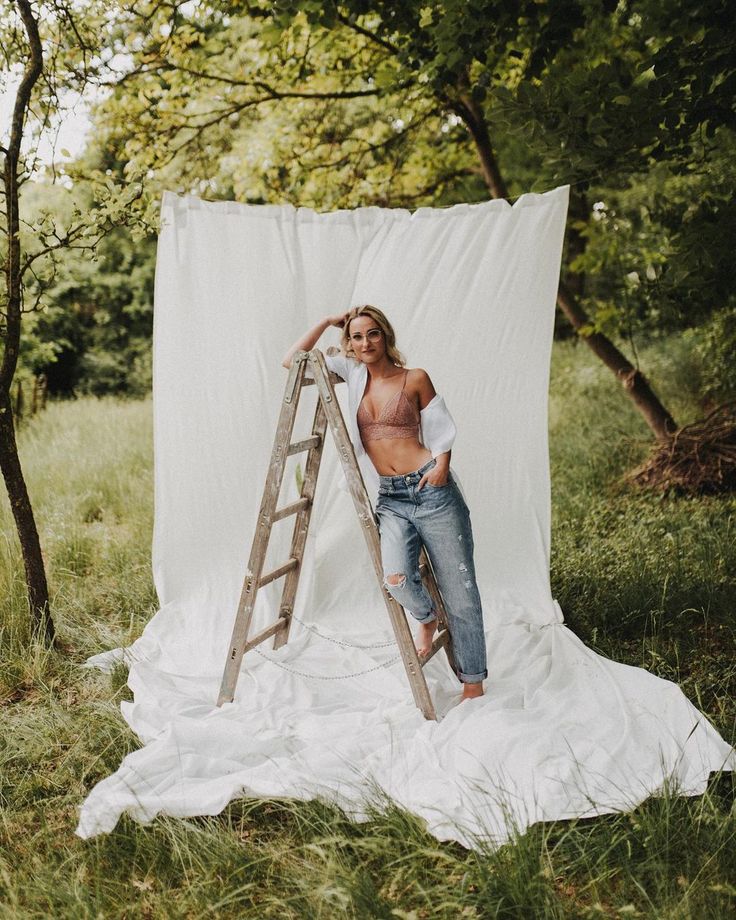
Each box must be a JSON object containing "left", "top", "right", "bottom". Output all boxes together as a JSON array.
[
  {"left": 416, "top": 619, "right": 438, "bottom": 657},
  {"left": 460, "top": 681, "right": 484, "bottom": 701}
]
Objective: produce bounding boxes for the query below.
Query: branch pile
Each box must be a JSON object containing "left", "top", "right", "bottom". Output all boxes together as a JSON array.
[{"left": 625, "top": 401, "right": 736, "bottom": 495}]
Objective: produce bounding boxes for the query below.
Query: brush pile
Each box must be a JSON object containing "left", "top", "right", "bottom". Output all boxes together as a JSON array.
[{"left": 625, "top": 400, "right": 736, "bottom": 495}]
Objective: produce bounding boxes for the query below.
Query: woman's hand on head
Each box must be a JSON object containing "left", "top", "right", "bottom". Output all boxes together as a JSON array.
[{"left": 326, "top": 311, "right": 350, "bottom": 329}]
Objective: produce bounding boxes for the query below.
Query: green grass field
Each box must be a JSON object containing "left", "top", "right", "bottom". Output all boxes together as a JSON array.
[{"left": 1, "top": 336, "right": 734, "bottom": 919}]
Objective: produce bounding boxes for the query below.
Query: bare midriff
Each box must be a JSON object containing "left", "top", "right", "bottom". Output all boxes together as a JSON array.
[{"left": 363, "top": 437, "right": 433, "bottom": 476}]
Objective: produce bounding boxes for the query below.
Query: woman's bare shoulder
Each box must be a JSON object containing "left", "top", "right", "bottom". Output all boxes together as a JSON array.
[{"left": 406, "top": 368, "right": 437, "bottom": 407}]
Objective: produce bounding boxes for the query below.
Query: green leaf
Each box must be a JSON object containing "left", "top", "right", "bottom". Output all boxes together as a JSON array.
[
  {"left": 633, "top": 66, "right": 656, "bottom": 86},
  {"left": 260, "top": 23, "right": 283, "bottom": 47},
  {"left": 373, "top": 65, "right": 396, "bottom": 89},
  {"left": 419, "top": 6, "right": 433, "bottom": 28}
]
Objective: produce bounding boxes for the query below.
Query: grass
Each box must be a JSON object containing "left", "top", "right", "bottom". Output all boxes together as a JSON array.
[{"left": 0, "top": 334, "right": 734, "bottom": 918}]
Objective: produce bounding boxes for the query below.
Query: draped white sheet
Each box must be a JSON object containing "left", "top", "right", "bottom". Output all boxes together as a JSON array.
[{"left": 76, "top": 186, "right": 735, "bottom": 847}]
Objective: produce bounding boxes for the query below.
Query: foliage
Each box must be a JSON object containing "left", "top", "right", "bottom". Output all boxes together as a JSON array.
[
  {"left": 12, "top": 179, "right": 156, "bottom": 397},
  {"left": 0, "top": 0, "right": 157, "bottom": 402},
  {"left": 4, "top": 1, "right": 735, "bottom": 392},
  {"left": 556, "top": 128, "right": 736, "bottom": 338},
  {"left": 683, "top": 306, "right": 736, "bottom": 404},
  {"left": 45, "top": 1, "right": 735, "bottom": 384}
]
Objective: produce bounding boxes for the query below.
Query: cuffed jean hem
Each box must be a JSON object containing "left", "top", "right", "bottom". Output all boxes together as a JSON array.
[
  {"left": 457, "top": 669, "right": 488, "bottom": 684},
  {"left": 413, "top": 608, "right": 438, "bottom": 625}
]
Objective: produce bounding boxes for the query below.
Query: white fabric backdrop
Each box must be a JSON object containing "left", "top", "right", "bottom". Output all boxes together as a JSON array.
[{"left": 76, "top": 186, "right": 735, "bottom": 847}]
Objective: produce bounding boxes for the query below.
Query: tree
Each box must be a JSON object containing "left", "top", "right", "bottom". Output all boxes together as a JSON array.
[
  {"left": 0, "top": 0, "right": 149, "bottom": 644},
  {"left": 1, "top": 0, "right": 56, "bottom": 644}
]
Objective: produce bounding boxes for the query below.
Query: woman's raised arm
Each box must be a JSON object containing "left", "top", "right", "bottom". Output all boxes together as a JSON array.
[{"left": 281, "top": 312, "right": 349, "bottom": 368}]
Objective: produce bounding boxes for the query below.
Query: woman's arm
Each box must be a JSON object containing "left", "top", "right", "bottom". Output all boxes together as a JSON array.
[{"left": 281, "top": 313, "right": 348, "bottom": 368}]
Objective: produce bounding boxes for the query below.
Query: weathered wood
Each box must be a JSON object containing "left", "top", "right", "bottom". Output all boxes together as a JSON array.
[
  {"left": 217, "top": 356, "right": 309, "bottom": 705},
  {"left": 272, "top": 497, "right": 311, "bottom": 523},
  {"left": 217, "top": 347, "right": 457, "bottom": 720},
  {"left": 418, "top": 548, "right": 458, "bottom": 676},
  {"left": 273, "top": 388, "right": 329, "bottom": 650},
  {"left": 241, "top": 617, "right": 287, "bottom": 654},
  {"left": 421, "top": 628, "right": 452, "bottom": 664},
  {"left": 287, "top": 435, "right": 321, "bottom": 455},
  {"left": 258, "top": 557, "right": 299, "bottom": 588}
]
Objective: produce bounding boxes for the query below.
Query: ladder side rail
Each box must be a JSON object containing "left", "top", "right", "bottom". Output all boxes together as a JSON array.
[
  {"left": 273, "top": 393, "right": 329, "bottom": 650},
  {"left": 418, "top": 548, "right": 458, "bottom": 675},
  {"left": 217, "top": 356, "right": 308, "bottom": 705}
]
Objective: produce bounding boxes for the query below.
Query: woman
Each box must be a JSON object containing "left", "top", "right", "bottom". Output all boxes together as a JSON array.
[{"left": 282, "top": 305, "right": 487, "bottom": 701}]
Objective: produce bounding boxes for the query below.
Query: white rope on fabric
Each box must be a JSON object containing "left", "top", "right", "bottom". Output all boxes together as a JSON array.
[
  {"left": 252, "top": 648, "right": 403, "bottom": 680},
  {"left": 287, "top": 610, "right": 397, "bottom": 649},
  {"left": 250, "top": 609, "right": 404, "bottom": 680}
]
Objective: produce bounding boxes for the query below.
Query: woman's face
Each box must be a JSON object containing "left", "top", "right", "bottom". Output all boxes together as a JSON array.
[{"left": 347, "top": 314, "right": 386, "bottom": 365}]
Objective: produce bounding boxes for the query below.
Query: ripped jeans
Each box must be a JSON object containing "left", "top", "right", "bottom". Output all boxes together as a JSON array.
[{"left": 375, "top": 457, "right": 488, "bottom": 684}]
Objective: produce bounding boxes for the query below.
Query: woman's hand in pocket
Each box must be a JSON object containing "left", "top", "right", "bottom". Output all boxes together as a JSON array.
[{"left": 418, "top": 468, "right": 449, "bottom": 490}]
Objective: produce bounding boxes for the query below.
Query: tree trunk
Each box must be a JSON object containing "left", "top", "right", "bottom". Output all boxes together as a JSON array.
[
  {"left": 0, "top": 0, "right": 54, "bottom": 643},
  {"left": 0, "top": 390, "right": 54, "bottom": 643},
  {"left": 450, "top": 88, "right": 678, "bottom": 441}
]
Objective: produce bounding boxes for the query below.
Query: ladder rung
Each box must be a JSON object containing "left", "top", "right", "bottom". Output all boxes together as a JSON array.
[
  {"left": 258, "top": 556, "right": 299, "bottom": 587},
  {"left": 241, "top": 617, "right": 288, "bottom": 654},
  {"left": 298, "top": 372, "right": 343, "bottom": 389},
  {"left": 419, "top": 628, "right": 451, "bottom": 666},
  {"left": 272, "top": 497, "right": 310, "bottom": 522},
  {"left": 288, "top": 435, "right": 321, "bottom": 455}
]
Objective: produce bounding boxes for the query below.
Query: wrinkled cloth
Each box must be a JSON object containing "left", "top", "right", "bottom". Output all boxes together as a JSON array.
[{"left": 76, "top": 186, "right": 735, "bottom": 847}]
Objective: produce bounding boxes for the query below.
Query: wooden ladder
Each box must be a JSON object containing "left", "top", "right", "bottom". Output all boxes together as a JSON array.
[{"left": 217, "top": 347, "right": 457, "bottom": 720}]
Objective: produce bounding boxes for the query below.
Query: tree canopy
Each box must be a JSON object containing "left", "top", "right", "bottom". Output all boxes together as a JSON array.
[{"left": 5, "top": 0, "right": 735, "bottom": 395}]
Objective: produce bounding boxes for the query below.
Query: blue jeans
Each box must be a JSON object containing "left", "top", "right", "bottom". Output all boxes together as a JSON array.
[{"left": 375, "top": 457, "right": 488, "bottom": 684}]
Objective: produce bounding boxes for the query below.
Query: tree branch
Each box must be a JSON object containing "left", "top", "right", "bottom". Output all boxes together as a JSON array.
[{"left": 334, "top": 11, "right": 402, "bottom": 55}]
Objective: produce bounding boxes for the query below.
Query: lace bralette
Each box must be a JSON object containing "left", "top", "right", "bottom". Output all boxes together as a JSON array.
[{"left": 357, "top": 370, "right": 421, "bottom": 442}]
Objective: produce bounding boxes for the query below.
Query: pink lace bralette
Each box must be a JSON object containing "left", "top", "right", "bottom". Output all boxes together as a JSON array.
[{"left": 357, "top": 369, "right": 421, "bottom": 442}]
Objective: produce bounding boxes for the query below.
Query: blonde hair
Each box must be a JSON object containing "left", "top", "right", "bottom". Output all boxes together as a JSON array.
[{"left": 340, "top": 304, "right": 406, "bottom": 367}]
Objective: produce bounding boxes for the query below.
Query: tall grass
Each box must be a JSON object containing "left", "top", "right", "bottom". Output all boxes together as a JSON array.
[{"left": 0, "top": 335, "right": 734, "bottom": 918}]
